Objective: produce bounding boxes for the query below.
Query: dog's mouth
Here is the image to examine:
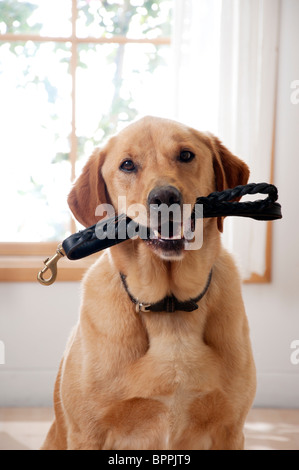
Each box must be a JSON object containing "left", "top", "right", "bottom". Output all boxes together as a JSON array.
[
  {"left": 143, "top": 212, "right": 196, "bottom": 259},
  {"left": 153, "top": 217, "right": 182, "bottom": 240}
]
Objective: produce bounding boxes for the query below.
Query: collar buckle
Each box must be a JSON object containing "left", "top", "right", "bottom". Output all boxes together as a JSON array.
[{"left": 136, "top": 302, "right": 151, "bottom": 313}]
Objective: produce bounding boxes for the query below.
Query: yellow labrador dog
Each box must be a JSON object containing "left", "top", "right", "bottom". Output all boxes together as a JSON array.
[{"left": 42, "top": 116, "right": 256, "bottom": 450}]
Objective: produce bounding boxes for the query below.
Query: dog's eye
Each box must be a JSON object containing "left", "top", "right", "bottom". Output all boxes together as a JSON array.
[
  {"left": 179, "top": 150, "right": 195, "bottom": 163},
  {"left": 120, "top": 159, "right": 136, "bottom": 173}
]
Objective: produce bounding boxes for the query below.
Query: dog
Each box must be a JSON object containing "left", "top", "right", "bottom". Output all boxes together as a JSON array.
[{"left": 42, "top": 116, "right": 256, "bottom": 450}]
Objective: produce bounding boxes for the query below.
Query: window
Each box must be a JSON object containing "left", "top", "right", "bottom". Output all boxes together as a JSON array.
[
  {"left": 0, "top": 0, "right": 172, "bottom": 281},
  {"left": 0, "top": 0, "right": 275, "bottom": 283}
]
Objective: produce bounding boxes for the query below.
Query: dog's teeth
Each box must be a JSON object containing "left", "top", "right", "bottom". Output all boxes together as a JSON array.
[{"left": 153, "top": 229, "right": 160, "bottom": 238}]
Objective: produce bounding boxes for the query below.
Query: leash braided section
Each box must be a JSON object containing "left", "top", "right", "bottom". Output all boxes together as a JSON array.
[{"left": 196, "top": 183, "right": 282, "bottom": 221}]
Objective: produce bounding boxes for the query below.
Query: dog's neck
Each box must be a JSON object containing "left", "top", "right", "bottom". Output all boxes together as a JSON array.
[{"left": 110, "top": 221, "right": 221, "bottom": 304}]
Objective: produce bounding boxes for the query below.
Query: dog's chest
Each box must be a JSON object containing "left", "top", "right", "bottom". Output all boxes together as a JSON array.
[
  {"left": 142, "top": 316, "right": 219, "bottom": 394},
  {"left": 104, "top": 327, "right": 219, "bottom": 450},
  {"left": 146, "top": 333, "right": 217, "bottom": 425}
]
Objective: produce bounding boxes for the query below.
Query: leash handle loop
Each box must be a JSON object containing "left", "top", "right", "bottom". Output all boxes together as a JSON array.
[{"left": 196, "top": 183, "right": 282, "bottom": 221}]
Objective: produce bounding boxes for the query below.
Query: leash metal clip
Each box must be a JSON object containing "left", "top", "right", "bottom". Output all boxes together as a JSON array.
[{"left": 37, "top": 243, "right": 65, "bottom": 286}]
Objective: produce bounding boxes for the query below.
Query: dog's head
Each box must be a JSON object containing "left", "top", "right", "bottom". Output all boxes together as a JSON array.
[{"left": 68, "top": 116, "right": 249, "bottom": 261}]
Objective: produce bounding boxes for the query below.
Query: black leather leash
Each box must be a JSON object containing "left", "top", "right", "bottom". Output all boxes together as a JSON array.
[
  {"left": 37, "top": 182, "right": 282, "bottom": 285},
  {"left": 62, "top": 214, "right": 133, "bottom": 261},
  {"left": 62, "top": 182, "right": 282, "bottom": 260}
]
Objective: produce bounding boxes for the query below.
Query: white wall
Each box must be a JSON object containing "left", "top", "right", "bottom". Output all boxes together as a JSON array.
[
  {"left": 0, "top": 283, "right": 79, "bottom": 406},
  {"left": 0, "top": 0, "right": 299, "bottom": 408}
]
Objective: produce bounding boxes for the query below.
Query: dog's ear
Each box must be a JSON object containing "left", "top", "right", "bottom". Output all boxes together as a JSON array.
[
  {"left": 67, "top": 149, "right": 108, "bottom": 227},
  {"left": 211, "top": 136, "right": 250, "bottom": 232}
]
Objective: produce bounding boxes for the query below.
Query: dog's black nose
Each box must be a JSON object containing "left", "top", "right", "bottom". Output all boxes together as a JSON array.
[{"left": 147, "top": 186, "right": 182, "bottom": 208}]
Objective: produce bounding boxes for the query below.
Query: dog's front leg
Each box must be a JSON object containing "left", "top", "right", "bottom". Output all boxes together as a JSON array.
[
  {"left": 66, "top": 430, "right": 105, "bottom": 450},
  {"left": 210, "top": 429, "right": 245, "bottom": 450}
]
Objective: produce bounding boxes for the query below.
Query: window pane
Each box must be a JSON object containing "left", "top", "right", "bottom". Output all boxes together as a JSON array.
[
  {"left": 0, "top": 0, "right": 72, "bottom": 37},
  {"left": 76, "top": 42, "right": 172, "bottom": 168},
  {"left": 76, "top": 0, "right": 172, "bottom": 39},
  {"left": 0, "top": 41, "right": 72, "bottom": 242}
]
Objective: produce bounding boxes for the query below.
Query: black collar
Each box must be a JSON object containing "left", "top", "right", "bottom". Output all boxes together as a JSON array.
[{"left": 120, "top": 270, "right": 212, "bottom": 313}]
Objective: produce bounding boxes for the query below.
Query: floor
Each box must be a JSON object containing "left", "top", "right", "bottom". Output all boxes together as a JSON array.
[{"left": 0, "top": 408, "right": 298, "bottom": 450}]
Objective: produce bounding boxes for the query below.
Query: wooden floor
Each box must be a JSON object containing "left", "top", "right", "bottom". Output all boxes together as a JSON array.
[{"left": 0, "top": 407, "right": 298, "bottom": 450}]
